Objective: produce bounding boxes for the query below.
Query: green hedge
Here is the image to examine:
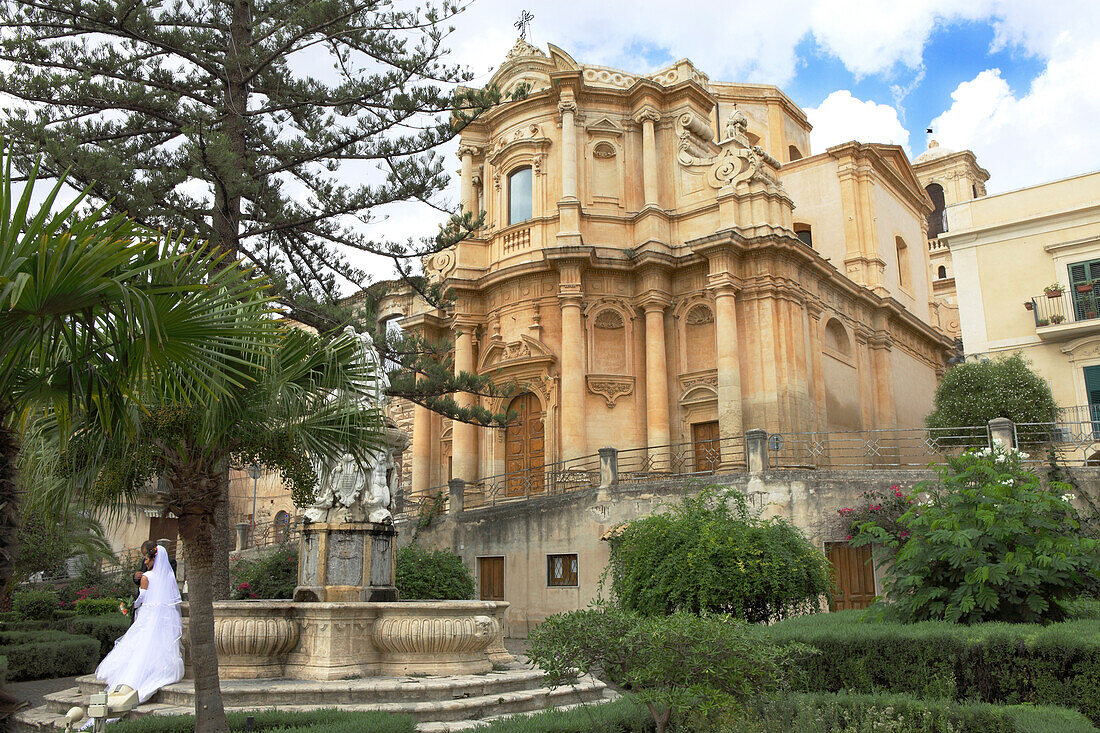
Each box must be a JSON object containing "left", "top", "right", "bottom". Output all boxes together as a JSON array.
[
  {"left": 11, "top": 589, "right": 59, "bottom": 621},
  {"left": 731, "top": 692, "right": 1097, "bottom": 733},
  {"left": 768, "top": 611, "right": 1100, "bottom": 724},
  {"left": 0, "top": 630, "right": 99, "bottom": 681},
  {"left": 74, "top": 597, "right": 123, "bottom": 617},
  {"left": 105, "top": 709, "right": 416, "bottom": 733},
  {"left": 478, "top": 696, "right": 652, "bottom": 732},
  {"left": 65, "top": 615, "right": 131, "bottom": 659}
]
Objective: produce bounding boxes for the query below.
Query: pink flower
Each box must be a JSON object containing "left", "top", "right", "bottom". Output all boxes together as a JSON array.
[
  {"left": 901, "top": 531, "right": 910, "bottom": 538},
  {"left": 249, "top": 593, "right": 258, "bottom": 598},
  {"left": 890, "top": 485, "right": 899, "bottom": 491},
  {"left": 846, "top": 535, "right": 852, "bottom": 541},
  {"left": 238, "top": 582, "right": 251, "bottom": 590},
  {"left": 894, "top": 491, "right": 904, "bottom": 498}
]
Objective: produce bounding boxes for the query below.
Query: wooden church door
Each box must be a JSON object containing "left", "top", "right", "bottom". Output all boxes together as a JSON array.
[{"left": 505, "top": 393, "right": 545, "bottom": 496}]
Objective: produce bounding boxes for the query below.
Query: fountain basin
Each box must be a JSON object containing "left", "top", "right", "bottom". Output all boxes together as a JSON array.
[{"left": 184, "top": 600, "right": 511, "bottom": 680}]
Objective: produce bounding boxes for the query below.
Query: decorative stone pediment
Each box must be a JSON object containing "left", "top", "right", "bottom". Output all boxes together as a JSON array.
[
  {"left": 487, "top": 124, "right": 551, "bottom": 168},
  {"left": 586, "top": 375, "right": 634, "bottom": 408},
  {"left": 478, "top": 334, "right": 556, "bottom": 373},
  {"left": 679, "top": 370, "right": 718, "bottom": 401},
  {"left": 1062, "top": 336, "right": 1100, "bottom": 363}
]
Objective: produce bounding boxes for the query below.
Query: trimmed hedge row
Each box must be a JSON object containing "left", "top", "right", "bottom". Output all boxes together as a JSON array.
[
  {"left": 733, "top": 692, "right": 1097, "bottom": 733},
  {"left": 0, "top": 630, "right": 99, "bottom": 681},
  {"left": 65, "top": 615, "right": 131, "bottom": 658},
  {"left": 768, "top": 611, "right": 1100, "bottom": 724},
  {"left": 105, "top": 709, "right": 417, "bottom": 733}
]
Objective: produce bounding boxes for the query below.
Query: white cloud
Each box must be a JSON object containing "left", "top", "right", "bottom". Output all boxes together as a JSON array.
[
  {"left": 930, "top": 37, "right": 1100, "bottom": 192},
  {"left": 804, "top": 90, "right": 911, "bottom": 154}
]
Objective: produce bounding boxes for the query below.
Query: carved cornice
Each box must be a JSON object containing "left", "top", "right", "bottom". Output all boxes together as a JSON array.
[
  {"left": 476, "top": 334, "right": 557, "bottom": 373},
  {"left": 679, "top": 370, "right": 718, "bottom": 401},
  {"left": 586, "top": 375, "right": 634, "bottom": 408}
]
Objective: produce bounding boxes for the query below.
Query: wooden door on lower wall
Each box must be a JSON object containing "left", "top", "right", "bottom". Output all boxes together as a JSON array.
[
  {"left": 826, "top": 542, "right": 875, "bottom": 611},
  {"left": 478, "top": 556, "right": 504, "bottom": 601},
  {"left": 505, "top": 393, "right": 544, "bottom": 496},
  {"left": 692, "top": 420, "right": 721, "bottom": 473}
]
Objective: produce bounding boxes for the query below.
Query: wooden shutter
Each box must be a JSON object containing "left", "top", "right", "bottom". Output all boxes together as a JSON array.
[
  {"left": 826, "top": 542, "right": 875, "bottom": 611},
  {"left": 478, "top": 557, "right": 504, "bottom": 601}
]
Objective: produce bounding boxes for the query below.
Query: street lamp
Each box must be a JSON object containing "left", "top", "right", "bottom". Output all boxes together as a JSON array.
[{"left": 247, "top": 464, "right": 262, "bottom": 539}]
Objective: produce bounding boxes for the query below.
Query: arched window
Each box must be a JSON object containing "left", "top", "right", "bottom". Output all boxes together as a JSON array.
[
  {"left": 794, "top": 223, "right": 813, "bottom": 248},
  {"left": 925, "top": 183, "right": 947, "bottom": 238},
  {"left": 824, "top": 318, "right": 851, "bottom": 357},
  {"left": 937, "top": 265, "right": 947, "bottom": 280},
  {"left": 788, "top": 144, "right": 803, "bottom": 162},
  {"left": 380, "top": 316, "right": 404, "bottom": 373},
  {"left": 274, "top": 510, "right": 290, "bottom": 543},
  {"left": 508, "top": 166, "right": 533, "bottom": 225},
  {"left": 896, "top": 236, "right": 912, "bottom": 291}
]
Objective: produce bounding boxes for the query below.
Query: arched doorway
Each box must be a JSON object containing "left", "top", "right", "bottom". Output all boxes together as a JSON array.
[
  {"left": 505, "top": 392, "right": 545, "bottom": 496},
  {"left": 274, "top": 510, "right": 290, "bottom": 543}
]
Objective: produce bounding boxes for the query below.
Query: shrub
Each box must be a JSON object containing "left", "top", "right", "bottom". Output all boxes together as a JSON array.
[
  {"left": 925, "top": 353, "right": 1058, "bottom": 438},
  {"left": 12, "top": 589, "right": 59, "bottom": 621},
  {"left": 527, "top": 608, "right": 802, "bottom": 733},
  {"left": 0, "top": 630, "right": 99, "bottom": 680},
  {"left": 395, "top": 545, "right": 474, "bottom": 601},
  {"left": 66, "top": 615, "right": 131, "bottom": 659},
  {"left": 230, "top": 544, "right": 298, "bottom": 600},
  {"left": 767, "top": 611, "right": 1100, "bottom": 724},
  {"left": 725, "top": 692, "right": 1096, "bottom": 733},
  {"left": 105, "top": 708, "right": 417, "bottom": 732},
  {"left": 476, "top": 695, "right": 653, "bottom": 732},
  {"left": 607, "top": 486, "right": 831, "bottom": 621},
  {"left": 852, "top": 445, "right": 1100, "bottom": 623},
  {"left": 74, "top": 597, "right": 124, "bottom": 617}
]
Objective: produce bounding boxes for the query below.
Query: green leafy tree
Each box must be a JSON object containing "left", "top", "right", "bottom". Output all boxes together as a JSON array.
[
  {"left": 74, "top": 325, "right": 383, "bottom": 732},
  {"left": 0, "top": 0, "right": 518, "bottom": 428},
  {"left": 0, "top": 146, "right": 269, "bottom": 723},
  {"left": 607, "top": 487, "right": 832, "bottom": 622},
  {"left": 526, "top": 608, "right": 803, "bottom": 733},
  {"left": 395, "top": 545, "right": 473, "bottom": 600},
  {"left": 852, "top": 444, "right": 1100, "bottom": 623},
  {"left": 926, "top": 354, "right": 1059, "bottom": 440}
]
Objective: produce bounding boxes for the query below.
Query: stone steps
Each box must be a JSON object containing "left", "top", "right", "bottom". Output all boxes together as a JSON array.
[{"left": 14, "top": 667, "right": 612, "bottom": 731}]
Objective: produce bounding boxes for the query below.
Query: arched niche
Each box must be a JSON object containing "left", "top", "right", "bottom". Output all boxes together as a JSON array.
[
  {"left": 820, "top": 316, "right": 860, "bottom": 430},
  {"left": 788, "top": 144, "right": 803, "bottom": 162},
  {"left": 678, "top": 301, "right": 717, "bottom": 373},
  {"left": 585, "top": 301, "right": 633, "bottom": 375},
  {"left": 824, "top": 317, "right": 852, "bottom": 358}
]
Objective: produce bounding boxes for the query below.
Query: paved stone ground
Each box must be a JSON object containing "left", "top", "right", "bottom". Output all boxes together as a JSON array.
[{"left": 7, "top": 677, "right": 79, "bottom": 712}]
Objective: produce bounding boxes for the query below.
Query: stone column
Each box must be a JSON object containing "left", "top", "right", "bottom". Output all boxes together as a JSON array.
[
  {"left": 411, "top": 403, "right": 432, "bottom": 493},
  {"left": 745, "top": 429, "right": 768, "bottom": 473},
  {"left": 447, "top": 478, "right": 465, "bottom": 515},
  {"left": 711, "top": 283, "right": 743, "bottom": 448},
  {"left": 560, "top": 293, "right": 587, "bottom": 459},
  {"left": 559, "top": 100, "right": 578, "bottom": 200},
  {"left": 637, "top": 108, "right": 661, "bottom": 208},
  {"left": 642, "top": 297, "right": 671, "bottom": 463},
  {"left": 598, "top": 447, "right": 619, "bottom": 489},
  {"left": 807, "top": 308, "right": 827, "bottom": 431},
  {"left": 235, "top": 522, "right": 250, "bottom": 551},
  {"left": 452, "top": 326, "right": 479, "bottom": 481},
  {"left": 988, "top": 418, "right": 1016, "bottom": 449},
  {"left": 458, "top": 145, "right": 478, "bottom": 213}
]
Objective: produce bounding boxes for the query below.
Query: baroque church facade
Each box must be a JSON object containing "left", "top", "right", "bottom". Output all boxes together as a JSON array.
[{"left": 381, "top": 40, "right": 955, "bottom": 494}]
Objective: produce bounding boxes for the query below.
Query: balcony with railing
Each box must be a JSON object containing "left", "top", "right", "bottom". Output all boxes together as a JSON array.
[{"left": 1027, "top": 286, "right": 1100, "bottom": 339}]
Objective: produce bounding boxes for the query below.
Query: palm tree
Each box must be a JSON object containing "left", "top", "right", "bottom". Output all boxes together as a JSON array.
[
  {"left": 0, "top": 144, "right": 274, "bottom": 722},
  {"left": 76, "top": 325, "right": 382, "bottom": 732}
]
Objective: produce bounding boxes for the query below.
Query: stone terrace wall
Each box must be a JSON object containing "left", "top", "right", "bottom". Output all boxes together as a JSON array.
[{"left": 397, "top": 466, "right": 1100, "bottom": 636}]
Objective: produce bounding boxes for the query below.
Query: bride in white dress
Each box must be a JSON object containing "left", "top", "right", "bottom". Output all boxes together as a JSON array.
[{"left": 95, "top": 543, "right": 185, "bottom": 702}]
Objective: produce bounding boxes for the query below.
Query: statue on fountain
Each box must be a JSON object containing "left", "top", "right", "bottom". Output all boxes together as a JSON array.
[
  {"left": 303, "top": 327, "right": 408, "bottom": 525},
  {"left": 296, "top": 326, "right": 409, "bottom": 603}
]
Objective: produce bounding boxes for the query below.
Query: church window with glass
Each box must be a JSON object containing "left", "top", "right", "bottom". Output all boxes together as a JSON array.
[{"left": 508, "top": 166, "right": 533, "bottom": 225}]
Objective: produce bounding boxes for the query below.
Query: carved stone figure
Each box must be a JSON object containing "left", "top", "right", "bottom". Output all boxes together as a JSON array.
[
  {"left": 725, "top": 105, "right": 749, "bottom": 143},
  {"left": 304, "top": 328, "right": 409, "bottom": 525}
]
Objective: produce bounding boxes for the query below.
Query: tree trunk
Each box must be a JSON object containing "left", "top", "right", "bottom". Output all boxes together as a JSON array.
[
  {"left": 0, "top": 418, "right": 28, "bottom": 722},
  {"left": 180, "top": 517, "right": 228, "bottom": 733},
  {"left": 211, "top": 468, "right": 231, "bottom": 601}
]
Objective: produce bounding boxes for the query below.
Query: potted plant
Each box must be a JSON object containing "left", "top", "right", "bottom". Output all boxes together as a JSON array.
[
  {"left": 1045, "top": 283, "right": 1064, "bottom": 298},
  {"left": 1024, "top": 301, "right": 1034, "bottom": 311},
  {"left": 1077, "top": 281, "right": 1094, "bottom": 293},
  {"left": 1051, "top": 314, "right": 1066, "bottom": 324},
  {"left": 1037, "top": 318, "right": 1051, "bottom": 326},
  {"left": 1087, "top": 309, "right": 1098, "bottom": 320}
]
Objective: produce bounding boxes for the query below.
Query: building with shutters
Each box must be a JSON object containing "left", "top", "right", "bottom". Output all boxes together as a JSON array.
[
  {"left": 381, "top": 39, "right": 955, "bottom": 497},
  {"left": 937, "top": 168, "right": 1100, "bottom": 422}
]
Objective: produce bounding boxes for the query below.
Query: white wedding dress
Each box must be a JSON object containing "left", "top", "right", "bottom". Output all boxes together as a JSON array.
[{"left": 95, "top": 545, "right": 185, "bottom": 702}]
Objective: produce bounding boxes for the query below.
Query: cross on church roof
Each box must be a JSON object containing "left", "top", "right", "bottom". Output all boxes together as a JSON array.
[{"left": 514, "top": 10, "right": 534, "bottom": 40}]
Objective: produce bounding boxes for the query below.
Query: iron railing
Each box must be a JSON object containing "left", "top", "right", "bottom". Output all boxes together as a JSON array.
[
  {"left": 614, "top": 434, "right": 746, "bottom": 484},
  {"left": 1028, "top": 289, "right": 1100, "bottom": 328},
  {"left": 239, "top": 515, "right": 300, "bottom": 550},
  {"left": 770, "top": 426, "right": 990, "bottom": 469},
  {"left": 1015, "top": 419, "right": 1100, "bottom": 465},
  {"left": 463, "top": 452, "right": 603, "bottom": 510}
]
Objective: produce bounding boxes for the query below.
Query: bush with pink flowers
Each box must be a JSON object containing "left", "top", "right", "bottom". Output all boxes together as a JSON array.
[{"left": 836, "top": 485, "right": 913, "bottom": 543}]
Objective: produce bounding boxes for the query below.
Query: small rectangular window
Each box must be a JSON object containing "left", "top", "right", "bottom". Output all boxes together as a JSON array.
[{"left": 547, "top": 553, "right": 578, "bottom": 587}]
